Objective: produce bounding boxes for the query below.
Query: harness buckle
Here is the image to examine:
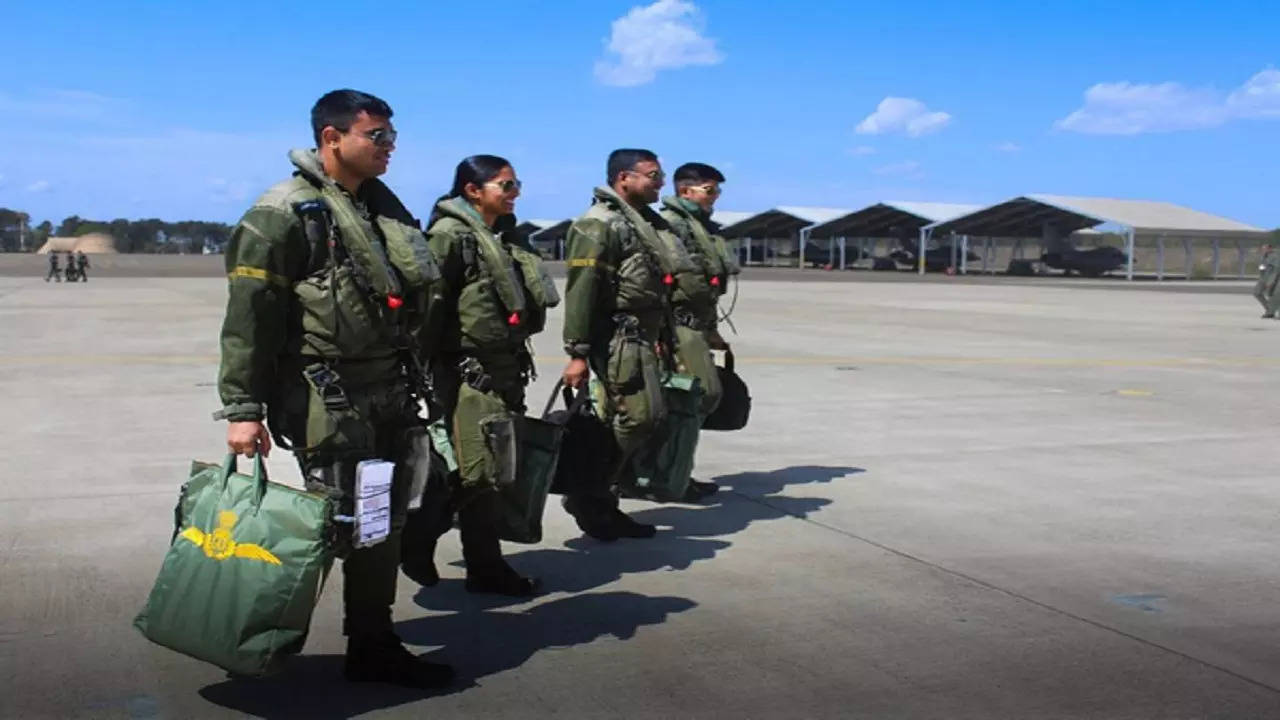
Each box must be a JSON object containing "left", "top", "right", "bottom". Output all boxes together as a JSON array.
[{"left": 303, "top": 363, "right": 352, "bottom": 412}]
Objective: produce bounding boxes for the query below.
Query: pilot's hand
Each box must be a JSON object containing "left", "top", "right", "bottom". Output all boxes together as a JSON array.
[
  {"left": 227, "top": 421, "right": 272, "bottom": 458},
  {"left": 562, "top": 358, "right": 589, "bottom": 388}
]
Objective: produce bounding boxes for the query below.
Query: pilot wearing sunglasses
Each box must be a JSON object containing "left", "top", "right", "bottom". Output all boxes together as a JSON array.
[
  {"left": 559, "top": 148, "right": 697, "bottom": 540},
  {"left": 215, "top": 89, "right": 453, "bottom": 690},
  {"left": 399, "top": 155, "right": 557, "bottom": 598},
  {"left": 659, "top": 162, "right": 739, "bottom": 500}
]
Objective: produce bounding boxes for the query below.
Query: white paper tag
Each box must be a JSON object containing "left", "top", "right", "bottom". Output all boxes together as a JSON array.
[{"left": 353, "top": 460, "right": 395, "bottom": 547}]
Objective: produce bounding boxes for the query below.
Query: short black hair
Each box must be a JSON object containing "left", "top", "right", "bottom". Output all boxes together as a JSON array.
[
  {"left": 310, "top": 89, "right": 394, "bottom": 146},
  {"left": 674, "top": 162, "right": 725, "bottom": 186},
  {"left": 607, "top": 148, "right": 659, "bottom": 185}
]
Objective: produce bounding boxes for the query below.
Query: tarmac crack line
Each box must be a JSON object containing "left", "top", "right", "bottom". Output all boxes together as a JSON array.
[{"left": 727, "top": 489, "right": 1280, "bottom": 697}]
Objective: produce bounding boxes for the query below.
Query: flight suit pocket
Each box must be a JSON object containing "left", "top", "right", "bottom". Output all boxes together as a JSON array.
[
  {"left": 606, "top": 334, "right": 645, "bottom": 395},
  {"left": 480, "top": 413, "right": 518, "bottom": 488},
  {"left": 294, "top": 265, "right": 383, "bottom": 357},
  {"left": 639, "top": 343, "right": 666, "bottom": 425},
  {"left": 302, "top": 385, "right": 374, "bottom": 458}
]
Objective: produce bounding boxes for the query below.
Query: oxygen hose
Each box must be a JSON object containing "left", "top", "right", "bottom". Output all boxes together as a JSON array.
[{"left": 718, "top": 274, "right": 740, "bottom": 335}]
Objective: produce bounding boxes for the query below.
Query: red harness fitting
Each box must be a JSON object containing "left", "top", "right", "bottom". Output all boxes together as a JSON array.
[
  {"left": 386, "top": 295, "right": 404, "bottom": 310},
  {"left": 710, "top": 276, "right": 721, "bottom": 287},
  {"left": 663, "top": 273, "right": 674, "bottom": 285},
  {"left": 507, "top": 311, "right": 521, "bottom": 326}
]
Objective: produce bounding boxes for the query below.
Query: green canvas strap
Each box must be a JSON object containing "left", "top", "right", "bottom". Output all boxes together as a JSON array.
[{"left": 221, "top": 453, "right": 269, "bottom": 508}]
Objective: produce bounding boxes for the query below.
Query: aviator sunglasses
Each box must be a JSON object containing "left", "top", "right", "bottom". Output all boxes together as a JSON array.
[
  {"left": 362, "top": 127, "right": 397, "bottom": 148},
  {"left": 627, "top": 169, "right": 665, "bottom": 181},
  {"left": 484, "top": 178, "right": 523, "bottom": 193}
]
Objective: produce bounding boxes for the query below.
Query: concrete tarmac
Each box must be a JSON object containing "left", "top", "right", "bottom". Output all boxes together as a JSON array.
[{"left": 2, "top": 274, "right": 1279, "bottom": 719}]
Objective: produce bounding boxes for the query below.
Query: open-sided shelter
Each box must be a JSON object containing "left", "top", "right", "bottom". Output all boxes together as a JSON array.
[
  {"left": 718, "top": 206, "right": 852, "bottom": 267},
  {"left": 709, "top": 210, "right": 757, "bottom": 230},
  {"left": 807, "top": 202, "right": 982, "bottom": 269},
  {"left": 525, "top": 218, "right": 572, "bottom": 259},
  {"left": 924, "top": 195, "right": 1270, "bottom": 280}
]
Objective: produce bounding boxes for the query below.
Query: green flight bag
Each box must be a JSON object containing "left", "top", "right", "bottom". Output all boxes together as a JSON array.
[
  {"left": 497, "top": 384, "right": 576, "bottom": 544},
  {"left": 134, "top": 454, "right": 335, "bottom": 677},
  {"left": 625, "top": 373, "right": 703, "bottom": 502}
]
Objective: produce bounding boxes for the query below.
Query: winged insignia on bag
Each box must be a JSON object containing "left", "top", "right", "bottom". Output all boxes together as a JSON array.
[{"left": 178, "top": 510, "right": 282, "bottom": 565}]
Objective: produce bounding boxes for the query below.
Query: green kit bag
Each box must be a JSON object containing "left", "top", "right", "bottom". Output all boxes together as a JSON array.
[
  {"left": 134, "top": 454, "right": 335, "bottom": 677},
  {"left": 624, "top": 374, "right": 703, "bottom": 502},
  {"left": 498, "top": 383, "right": 581, "bottom": 544}
]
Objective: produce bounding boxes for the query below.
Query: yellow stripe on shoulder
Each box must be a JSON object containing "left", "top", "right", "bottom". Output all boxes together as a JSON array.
[
  {"left": 229, "top": 265, "right": 290, "bottom": 288},
  {"left": 567, "top": 258, "right": 597, "bottom": 268}
]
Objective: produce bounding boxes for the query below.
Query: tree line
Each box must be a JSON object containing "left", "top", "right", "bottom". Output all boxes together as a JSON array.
[{"left": 0, "top": 208, "right": 233, "bottom": 253}]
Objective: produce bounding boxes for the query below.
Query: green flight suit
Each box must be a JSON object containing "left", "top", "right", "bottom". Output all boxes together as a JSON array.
[
  {"left": 422, "top": 198, "right": 559, "bottom": 503},
  {"left": 1253, "top": 248, "right": 1280, "bottom": 318},
  {"left": 562, "top": 186, "right": 690, "bottom": 485},
  {"left": 216, "top": 148, "right": 439, "bottom": 639},
  {"left": 659, "top": 196, "right": 740, "bottom": 417}
]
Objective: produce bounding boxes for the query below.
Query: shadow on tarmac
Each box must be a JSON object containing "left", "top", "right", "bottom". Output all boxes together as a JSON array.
[
  {"left": 197, "top": 591, "right": 693, "bottom": 719},
  {"left": 196, "top": 465, "right": 860, "bottom": 717},
  {"left": 415, "top": 464, "right": 862, "bottom": 609},
  {"left": 198, "top": 653, "right": 452, "bottom": 720}
]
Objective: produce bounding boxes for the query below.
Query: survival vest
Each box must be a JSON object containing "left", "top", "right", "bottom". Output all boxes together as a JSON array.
[
  {"left": 585, "top": 186, "right": 694, "bottom": 318},
  {"left": 432, "top": 197, "right": 559, "bottom": 351},
  {"left": 285, "top": 149, "right": 440, "bottom": 361}
]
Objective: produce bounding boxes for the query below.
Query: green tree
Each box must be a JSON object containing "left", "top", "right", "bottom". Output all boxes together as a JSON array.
[
  {"left": 55, "top": 215, "right": 83, "bottom": 237},
  {"left": 41, "top": 214, "right": 232, "bottom": 253},
  {"left": 33, "top": 220, "right": 52, "bottom": 250}
]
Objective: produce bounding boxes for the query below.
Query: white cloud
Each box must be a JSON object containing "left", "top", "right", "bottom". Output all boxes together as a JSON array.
[
  {"left": 1056, "top": 68, "right": 1280, "bottom": 135},
  {"left": 855, "top": 97, "right": 952, "bottom": 137},
  {"left": 1227, "top": 68, "right": 1280, "bottom": 119},
  {"left": 848, "top": 145, "right": 877, "bottom": 156},
  {"left": 25, "top": 180, "right": 51, "bottom": 193},
  {"left": 994, "top": 141, "right": 1022, "bottom": 153},
  {"left": 873, "top": 160, "right": 922, "bottom": 177},
  {"left": 594, "top": 0, "right": 724, "bottom": 87}
]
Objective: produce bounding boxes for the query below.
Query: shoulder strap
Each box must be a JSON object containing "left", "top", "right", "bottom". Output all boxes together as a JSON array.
[{"left": 457, "top": 225, "right": 526, "bottom": 317}]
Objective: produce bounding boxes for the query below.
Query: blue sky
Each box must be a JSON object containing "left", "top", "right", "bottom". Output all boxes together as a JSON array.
[{"left": 2, "top": 0, "right": 1277, "bottom": 229}]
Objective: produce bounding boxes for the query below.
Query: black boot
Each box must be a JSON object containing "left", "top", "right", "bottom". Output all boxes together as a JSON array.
[
  {"left": 608, "top": 508, "right": 657, "bottom": 538},
  {"left": 344, "top": 632, "right": 455, "bottom": 689},
  {"left": 400, "top": 497, "right": 453, "bottom": 588},
  {"left": 460, "top": 492, "right": 539, "bottom": 597},
  {"left": 399, "top": 538, "right": 440, "bottom": 587},
  {"left": 681, "top": 479, "right": 720, "bottom": 502},
  {"left": 562, "top": 494, "right": 620, "bottom": 542}
]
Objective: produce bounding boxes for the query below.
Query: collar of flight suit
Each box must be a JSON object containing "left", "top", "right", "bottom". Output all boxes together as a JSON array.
[{"left": 592, "top": 185, "right": 692, "bottom": 277}]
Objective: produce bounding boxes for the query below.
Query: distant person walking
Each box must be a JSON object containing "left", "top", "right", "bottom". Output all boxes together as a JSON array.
[
  {"left": 45, "top": 252, "right": 61, "bottom": 282},
  {"left": 75, "top": 251, "right": 89, "bottom": 282},
  {"left": 1254, "top": 245, "right": 1279, "bottom": 319},
  {"left": 63, "top": 252, "right": 79, "bottom": 282}
]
